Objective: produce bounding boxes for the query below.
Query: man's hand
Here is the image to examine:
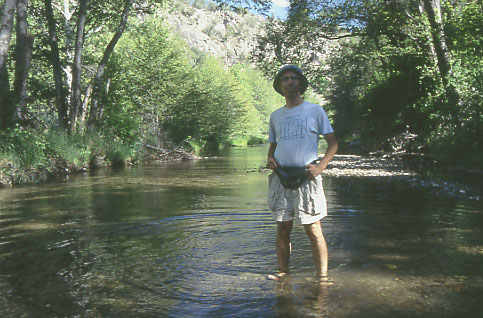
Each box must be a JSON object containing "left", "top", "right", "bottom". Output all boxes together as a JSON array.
[
  {"left": 266, "top": 156, "right": 280, "bottom": 170},
  {"left": 266, "top": 143, "right": 279, "bottom": 170},
  {"left": 305, "top": 133, "right": 338, "bottom": 180},
  {"left": 304, "top": 163, "right": 323, "bottom": 180}
]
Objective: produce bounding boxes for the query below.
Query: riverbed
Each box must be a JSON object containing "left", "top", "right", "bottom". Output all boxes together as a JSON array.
[{"left": 0, "top": 146, "right": 481, "bottom": 317}]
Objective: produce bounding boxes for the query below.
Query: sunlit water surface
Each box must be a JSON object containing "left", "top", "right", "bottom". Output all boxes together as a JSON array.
[{"left": 0, "top": 146, "right": 482, "bottom": 317}]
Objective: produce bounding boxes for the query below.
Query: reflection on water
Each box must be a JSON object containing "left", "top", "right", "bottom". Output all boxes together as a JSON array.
[
  {"left": 0, "top": 146, "right": 482, "bottom": 317},
  {"left": 273, "top": 276, "right": 330, "bottom": 318}
]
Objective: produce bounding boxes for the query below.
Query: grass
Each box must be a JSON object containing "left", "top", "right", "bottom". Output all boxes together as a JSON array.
[{"left": 0, "top": 127, "right": 143, "bottom": 186}]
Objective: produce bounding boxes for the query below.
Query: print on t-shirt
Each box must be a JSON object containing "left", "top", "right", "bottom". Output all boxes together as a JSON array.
[{"left": 279, "top": 115, "right": 307, "bottom": 140}]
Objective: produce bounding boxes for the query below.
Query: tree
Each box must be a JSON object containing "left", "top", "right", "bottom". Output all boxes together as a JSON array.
[
  {"left": 43, "top": 0, "right": 68, "bottom": 128},
  {"left": 0, "top": 0, "right": 16, "bottom": 81},
  {"left": 103, "top": 16, "right": 192, "bottom": 144},
  {"left": 68, "top": 0, "right": 87, "bottom": 132},
  {"left": 164, "top": 55, "right": 261, "bottom": 146},
  {"left": 86, "top": 0, "right": 134, "bottom": 131},
  {"left": 421, "top": 0, "right": 452, "bottom": 90},
  {"left": 36, "top": 0, "right": 160, "bottom": 132},
  {"left": 0, "top": 0, "right": 18, "bottom": 129},
  {"left": 420, "top": 0, "right": 461, "bottom": 130},
  {"left": 230, "top": 63, "right": 283, "bottom": 127},
  {"left": 1, "top": 0, "right": 35, "bottom": 129},
  {"left": 251, "top": 0, "right": 481, "bottom": 162},
  {"left": 13, "top": 0, "right": 34, "bottom": 123}
]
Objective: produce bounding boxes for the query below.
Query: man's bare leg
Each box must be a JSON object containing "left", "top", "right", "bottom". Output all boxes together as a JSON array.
[
  {"left": 268, "top": 220, "right": 293, "bottom": 280},
  {"left": 303, "top": 220, "right": 333, "bottom": 284}
]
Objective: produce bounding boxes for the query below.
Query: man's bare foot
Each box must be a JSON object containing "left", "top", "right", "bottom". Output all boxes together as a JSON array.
[
  {"left": 315, "top": 275, "right": 334, "bottom": 286},
  {"left": 267, "top": 272, "right": 289, "bottom": 281}
]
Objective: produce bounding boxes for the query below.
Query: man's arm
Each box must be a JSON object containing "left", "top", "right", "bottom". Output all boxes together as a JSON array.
[
  {"left": 266, "top": 142, "right": 280, "bottom": 170},
  {"left": 305, "top": 133, "right": 338, "bottom": 179}
]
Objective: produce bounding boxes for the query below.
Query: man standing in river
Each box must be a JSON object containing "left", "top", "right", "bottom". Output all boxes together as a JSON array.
[{"left": 266, "top": 65, "right": 338, "bottom": 284}]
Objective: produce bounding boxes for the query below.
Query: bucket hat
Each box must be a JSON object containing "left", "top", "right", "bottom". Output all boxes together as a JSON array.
[{"left": 273, "top": 65, "right": 309, "bottom": 96}]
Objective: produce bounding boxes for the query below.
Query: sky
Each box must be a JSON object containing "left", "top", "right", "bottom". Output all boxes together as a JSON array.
[{"left": 269, "top": 0, "right": 289, "bottom": 19}]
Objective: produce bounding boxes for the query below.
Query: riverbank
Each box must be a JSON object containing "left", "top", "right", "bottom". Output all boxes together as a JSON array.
[
  {"left": 254, "top": 154, "right": 419, "bottom": 178},
  {"left": 323, "top": 154, "right": 418, "bottom": 177},
  {"left": 251, "top": 152, "right": 481, "bottom": 201},
  {"left": 1, "top": 146, "right": 481, "bottom": 199},
  {"left": 0, "top": 145, "right": 198, "bottom": 188}
]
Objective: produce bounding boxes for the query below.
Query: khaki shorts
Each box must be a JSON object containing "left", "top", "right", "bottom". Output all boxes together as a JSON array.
[{"left": 267, "top": 172, "right": 327, "bottom": 225}]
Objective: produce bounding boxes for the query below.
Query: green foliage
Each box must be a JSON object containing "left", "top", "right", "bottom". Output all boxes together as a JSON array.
[
  {"left": 230, "top": 63, "right": 284, "bottom": 127},
  {"left": 162, "top": 55, "right": 260, "bottom": 146},
  {"left": 83, "top": 131, "right": 141, "bottom": 167},
  {"left": 2, "top": 0, "right": 291, "bottom": 185},
  {"left": 104, "top": 15, "right": 278, "bottom": 150},
  {"left": 0, "top": 126, "right": 141, "bottom": 186},
  {"left": 44, "top": 129, "right": 90, "bottom": 166},
  {"left": 0, "top": 126, "right": 47, "bottom": 168},
  {"left": 186, "top": 138, "right": 207, "bottom": 152},
  {"left": 15, "top": 0, "right": 163, "bottom": 132},
  {"left": 254, "top": 0, "right": 482, "bottom": 168},
  {"left": 247, "top": 135, "right": 265, "bottom": 145},
  {"left": 104, "top": 142, "right": 137, "bottom": 167},
  {"left": 105, "top": 16, "right": 192, "bottom": 145}
]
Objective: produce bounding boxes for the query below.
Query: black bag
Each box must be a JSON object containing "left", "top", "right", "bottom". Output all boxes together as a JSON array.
[{"left": 275, "top": 166, "right": 307, "bottom": 189}]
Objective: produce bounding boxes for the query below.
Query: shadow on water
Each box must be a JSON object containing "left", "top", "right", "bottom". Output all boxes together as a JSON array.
[{"left": 0, "top": 146, "right": 482, "bottom": 317}]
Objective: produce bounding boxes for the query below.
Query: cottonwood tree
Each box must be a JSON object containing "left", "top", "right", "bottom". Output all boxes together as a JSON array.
[
  {"left": 0, "top": 0, "right": 17, "bottom": 129},
  {"left": 44, "top": 0, "right": 148, "bottom": 132},
  {"left": 0, "top": 0, "right": 34, "bottom": 129},
  {"left": 1, "top": 0, "right": 162, "bottom": 132}
]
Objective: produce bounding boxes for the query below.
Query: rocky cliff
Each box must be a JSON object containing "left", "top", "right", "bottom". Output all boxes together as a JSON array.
[{"left": 163, "top": 5, "right": 265, "bottom": 65}]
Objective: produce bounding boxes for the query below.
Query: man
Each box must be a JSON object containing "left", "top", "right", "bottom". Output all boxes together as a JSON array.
[{"left": 266, "top": 65, "right": 338, "bottom": 284}]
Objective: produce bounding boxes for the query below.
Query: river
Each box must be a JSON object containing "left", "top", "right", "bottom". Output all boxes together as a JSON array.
[{"left": 0, "top": 146, "right": 482, "bottom": 317}]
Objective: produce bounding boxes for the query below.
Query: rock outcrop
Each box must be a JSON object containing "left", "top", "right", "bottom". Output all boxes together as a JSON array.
[{"left": 163, "top": 6, "right": 265, "bottom": 65}]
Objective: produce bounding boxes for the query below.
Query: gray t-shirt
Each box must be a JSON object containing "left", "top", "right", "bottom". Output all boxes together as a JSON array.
[{"left": 268, "top": 101, "right": 333, "bottom": 167}]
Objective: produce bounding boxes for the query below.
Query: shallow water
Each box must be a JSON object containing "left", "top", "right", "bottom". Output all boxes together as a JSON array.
[{"left": 0, "top": 146, "right": 482, "bottom": 317}]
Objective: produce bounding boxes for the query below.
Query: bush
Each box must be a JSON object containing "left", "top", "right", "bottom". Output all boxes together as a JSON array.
[
  {"left": 247, "top": 136, "right": 266, "bottom": 145},
  {"left": 0, "top": 127, "right": 47, "bottom": 168},
  {"left": 45, "top": 130, "right": 90, "bottom": 167},
  {"left": 85, "top": 132, "right": 141, "bottom": 167},
  {"left": 105, "top": 142, "right": 137, "bottom": 167}
]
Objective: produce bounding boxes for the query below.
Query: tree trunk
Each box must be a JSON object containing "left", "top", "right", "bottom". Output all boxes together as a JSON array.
[
  {"left": 97, "top": 77, "right": 111, "bottom": 121},
  {"left": 421, "top": 0, "right": 460, "bottom": 123},
  {"left": 12, "top": 35, "right": 33, "bottom": 122},
  {"left": 69, "top": 0, "right": 88, "bottom": 133},
  {"left": 0, "top": 0, "right": 15, "bottom": 70},
  {"left": 44, "top": 0, "right": 69, "bottom": 129},
  {"left": 62, "top": 0, "right": 74, "bottom": 92},
  {"left": 87, "top": 0, "right": 133, "bottom": 130},
  {"left": 79, "top": 82, "right": 92, "bottom": 126},
  {"left": 0, "top": 0, "right": 16, "bottom": 130},
  {"left": 421, "top": 0, "right": 452, "bottom": 88},
  {"left": 13, "top": 0, "right": 34, "bottom": 124}
]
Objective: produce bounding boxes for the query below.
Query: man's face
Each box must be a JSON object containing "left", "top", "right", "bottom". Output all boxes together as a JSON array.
[{"left": 280, "top": 71, "right": 301, "bottom": 97}]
